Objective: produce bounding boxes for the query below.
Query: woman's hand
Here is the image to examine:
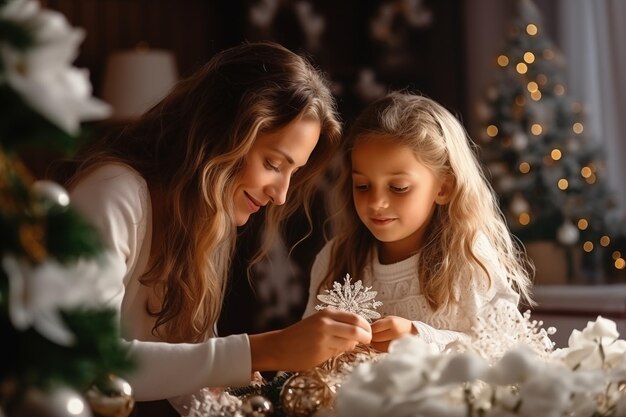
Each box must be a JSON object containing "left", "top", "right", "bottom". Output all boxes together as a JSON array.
[
  {"left": 370, "top": 315, "right": 417, "bottom": 352},
  {"left": 249, "top": 308, "right": 372, "bottom": 371}
]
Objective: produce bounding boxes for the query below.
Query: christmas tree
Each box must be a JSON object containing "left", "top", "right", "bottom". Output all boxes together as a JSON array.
[
  {"left": 477, "top": 0, "right": 624, "bottom": 281},
  {"left": 0, "top": 0, "right": 134, "bottom": 415}
]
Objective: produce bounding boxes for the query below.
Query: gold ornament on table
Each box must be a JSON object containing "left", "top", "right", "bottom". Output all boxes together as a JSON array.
[
  {"left": 84, "top": 373, "right": 134, "bottom": 417},
  {"left": 280, "top": 370, "right": 336, "bottom": 417},
  {"left": 278, "top": 276, "right": 385, "bottom": 417}
]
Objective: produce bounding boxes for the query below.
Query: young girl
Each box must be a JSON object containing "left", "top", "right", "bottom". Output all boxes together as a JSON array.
[
  {"left": 304, "top": 91, "right": 533, "bottom": 354},
  {"left": 59, "top": 42, "right": 371, "bottom": 415}
]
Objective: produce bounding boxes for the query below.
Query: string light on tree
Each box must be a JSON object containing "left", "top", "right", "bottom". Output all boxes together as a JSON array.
[{"left": 477, "top": 0, "right": 621, "bottom": 280}]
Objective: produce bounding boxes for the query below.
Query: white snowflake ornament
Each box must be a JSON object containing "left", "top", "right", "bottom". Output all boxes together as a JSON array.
[{"left": 315, "top": 274, "right": 383, "bottom": 322}]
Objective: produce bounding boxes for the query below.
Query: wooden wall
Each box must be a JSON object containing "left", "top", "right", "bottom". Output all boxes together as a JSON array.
[{"left": 40, "top": 0, "right": 242, "bottom": 95}]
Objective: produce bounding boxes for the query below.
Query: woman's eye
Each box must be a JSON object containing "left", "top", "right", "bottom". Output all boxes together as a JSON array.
[
  {"left": 265, "top": 160, "right": 280, "bottom": 172},
  {"left": 390, "top": 185, "right": 409, "bottom": 193}
]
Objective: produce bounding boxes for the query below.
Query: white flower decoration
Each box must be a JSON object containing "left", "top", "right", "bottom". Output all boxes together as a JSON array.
[
  {"left": 2, "top": 252, "right": 122, "bottom": 346},
  {"left": 0, "top": 0, "right": 111, "bottom": 134},
  {"left": 333, "top": 316, "right": 626, "bottom": 417},
  {"left": 315, "top": 273, "right": 383, "bottom": 322}
]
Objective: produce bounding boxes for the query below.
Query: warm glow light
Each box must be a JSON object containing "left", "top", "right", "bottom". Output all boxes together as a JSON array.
[
  {"left": 523, "top": 52, "right": 535, "bottom": 63},
  {"left": 526, "top": 24, "right": 538, "bottom": 35},
  {"left": 616, "top": 258, "right": 626, "bottom": 270},
  {"left": 573, "top": 122, "right": 584, "bottom": 134},
  {"left": 516, "top": 63, "right": 528, "bottom": 74},
  {"left": 531, "top": 124, "right": 543, "bottom": 135},
  {"left": 530, "top": 90, "right": 542, "bottom": 101},
  {"left": 558, "top": 179, "right": 569, "bottom": 190},
  {"left": 554, "top": 84, "right": 565, "bottom": 95},
  {"left": 613, "top": 251, "right": 622, "bottom": 260},
  {"left": 519, "top": 212, "right": 531, "bottom": 225},
  {"left": 600, "top": 236, "right": 611, "bottom": 247},
  {"left": 577, "top": 219, "right": 588, "bottom": 230},
  {"left": 486, "top": 125, "right": 499, "bottom": 137},
  {"left": 583, "top": 241, "right": 594, "bottom": 252},
  {"left": 585, "top": 174, "right": 597, "bottom": 184},
  {"left": 497, "top": 55, "right": 509, "bottom": 67},
  {"left": 527, "top": 81, "right": 539, "bottom": 92},
  {"left": 550, "top": 149, "right": 562, "bottom": 160},
  {"left": 515, "top": 95, "right": 526, "bottom": 106},
  {"left": 578, "top": 166, "right": 592, "bottom": 179},
  {"left": 67, "top": 398, "right": 85, "bottom": 415},
  {"left": 537, "top": 74, "right": 548, "bottom": 85},
  {"left": 519, "top": 162, "right": 530, "bottom": 173}
]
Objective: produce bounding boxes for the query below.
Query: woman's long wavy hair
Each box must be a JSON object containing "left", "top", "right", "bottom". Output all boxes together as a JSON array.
[
  {"left": 321, "top": 92, "right": 533, "bottom": 311},
  {"left": 61, "top": 41, "right": 342, "bottom": 343}
]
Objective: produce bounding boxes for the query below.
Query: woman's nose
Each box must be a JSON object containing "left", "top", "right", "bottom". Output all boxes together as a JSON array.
[{"left": 267, "top": 176, "right": 290, "bottom": 206}]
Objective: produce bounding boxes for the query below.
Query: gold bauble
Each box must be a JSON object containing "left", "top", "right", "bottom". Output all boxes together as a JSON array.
[
  {"left": 280, "top": 372, "right": 334, "bottom": 417},
  {"left": 84, "top": 374, "right": 134, "bottom": 417}
]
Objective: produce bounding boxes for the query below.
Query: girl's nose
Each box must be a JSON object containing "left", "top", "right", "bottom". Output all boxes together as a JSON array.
[{"left": 368, "top": 188, "right": 388, "bottom": 210}]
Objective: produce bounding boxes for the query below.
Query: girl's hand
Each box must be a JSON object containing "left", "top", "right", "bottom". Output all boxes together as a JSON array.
[
  {"left": 370, "top": 315, "right": 417, "bottom": 352},
  {"left": 249, "top": 308, "right": 372, "bottom": 371}
]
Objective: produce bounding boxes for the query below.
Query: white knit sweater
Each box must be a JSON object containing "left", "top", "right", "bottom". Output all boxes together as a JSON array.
[
  {"left": 70, "top": 164, "right": 251, "bottom": 413},
  {"left": 303, "top": 235, "right": 523, "bottom": 351}
]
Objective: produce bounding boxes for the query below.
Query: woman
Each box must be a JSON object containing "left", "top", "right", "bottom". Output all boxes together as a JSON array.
[{"left": 62, "top": 41, "right": 371, "bottom": 415}]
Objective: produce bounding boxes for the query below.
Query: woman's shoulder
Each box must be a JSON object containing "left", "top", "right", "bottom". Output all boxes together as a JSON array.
[
  {"left": 70, "top": 163, "right": 150, "bottom": 220},
  {"left": 79, "top": 163, "right": 144, "bottom": 186}
]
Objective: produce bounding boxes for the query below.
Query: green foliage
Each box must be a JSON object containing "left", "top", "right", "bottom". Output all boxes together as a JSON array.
[
  {"left": 0, "top": 85, "right": 75, "bottom": 153},
  {"left": 0, "top": 300, "right": 134, "bottom": 391}
]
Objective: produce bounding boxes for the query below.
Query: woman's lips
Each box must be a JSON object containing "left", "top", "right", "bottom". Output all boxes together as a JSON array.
[{"left": 245, "top": 192, "right": 262, "bottom": 213}]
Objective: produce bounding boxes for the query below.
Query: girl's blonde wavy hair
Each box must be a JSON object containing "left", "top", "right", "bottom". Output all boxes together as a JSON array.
[
  {"left": 61, "top": 42, "right": 342, "bottom": 343},
  {"left": 322, "top": 91, "right": 533, "bottom": 311}
]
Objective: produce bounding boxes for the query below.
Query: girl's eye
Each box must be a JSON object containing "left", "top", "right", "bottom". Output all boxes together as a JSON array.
[
  {"left": 265, "top": 160, "right": 280, "bottom": 172},
  {"left": 390, "top": 185, "right": 409, "bottom": 193},
  {"left": 354, "top": 184, "right": 369, "bottom": 191}
]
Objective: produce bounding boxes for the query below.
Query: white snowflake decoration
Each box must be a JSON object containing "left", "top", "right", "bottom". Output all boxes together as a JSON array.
[{"left": 315, "top": 273, "right": 383, "bottom": 322}]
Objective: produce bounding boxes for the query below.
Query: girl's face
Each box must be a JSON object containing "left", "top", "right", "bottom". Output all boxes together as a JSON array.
[
  {"left": 233, "top": 118, "right": 321, "bottom": 226},
  {"left": 351, "top": 137, "right": 449, "bottom": 263}
]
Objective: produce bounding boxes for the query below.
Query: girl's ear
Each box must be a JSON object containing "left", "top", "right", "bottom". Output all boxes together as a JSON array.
[{"left": 435, "top": 174, "right": 454, "bottom": 205}]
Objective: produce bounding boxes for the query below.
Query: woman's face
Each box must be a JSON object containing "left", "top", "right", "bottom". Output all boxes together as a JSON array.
[{"left": 232, "top": 118, "right": 321, "bottom": 226}]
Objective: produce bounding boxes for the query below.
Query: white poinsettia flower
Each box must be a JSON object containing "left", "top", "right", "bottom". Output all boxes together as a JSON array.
[
  {"left": 2, "top": 252, "right": 122, "bottom": 346},
  {"left": 0, "top": 0, "right": 111, "bottom": 134},
  {"left": 553, "top": 316, "right": 624, "bottom": 370}
]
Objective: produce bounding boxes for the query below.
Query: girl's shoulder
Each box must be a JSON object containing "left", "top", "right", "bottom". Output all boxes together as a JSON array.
[
  {"left": 315, "top": 237, "right": 339, "bottom": 261},
  {"left": 472, "top": 231, "right": 498, "bottom": 261}
]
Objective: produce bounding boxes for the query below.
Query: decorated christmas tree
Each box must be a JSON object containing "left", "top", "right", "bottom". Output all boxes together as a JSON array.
[
  {"left": 477, "top": 0, "right": 624, "bottom": 281},
  {"left": 1, "top": 0, "right": 134, "bottom": 415}
]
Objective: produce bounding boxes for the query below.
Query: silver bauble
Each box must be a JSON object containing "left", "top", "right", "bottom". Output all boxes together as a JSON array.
[
  {"left": 240, "top": 394, "right": 274, "bottom": 417},
  {"left": 32, "top": 180, "right": 70, "bottom": 208},
  {"left": 557, "top": 221, "right": 580, "bottom": 246}
]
